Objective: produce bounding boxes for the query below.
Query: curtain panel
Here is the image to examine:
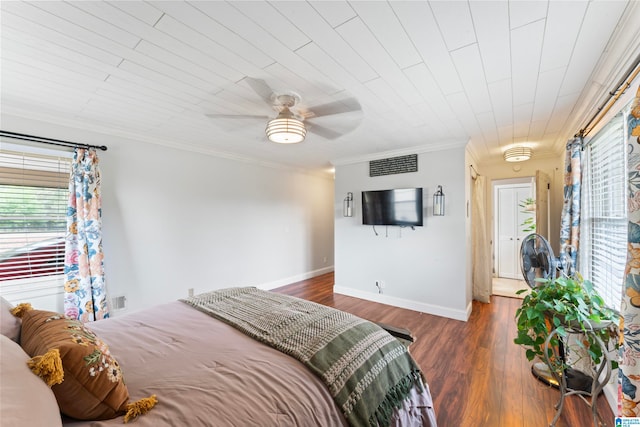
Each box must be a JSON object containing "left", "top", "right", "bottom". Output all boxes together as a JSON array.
[
  {"left": 621, "top": 86, "right": 640, "bottom": 416},
  {"left": 63, "top": 148, "right": 108, "bottom": 322},
  {"left": 471, "top": 175, "right": 491, "bottom": 303},
  {"left": 559, "top": 137, "right": 583, "bottom": 276}
]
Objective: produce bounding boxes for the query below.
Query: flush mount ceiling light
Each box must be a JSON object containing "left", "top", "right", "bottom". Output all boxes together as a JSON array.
[
  {"left": 504, "top": 146, "right": 532, "bottom": 162},
  {"left": 265, "top": 95, "right": 306, "bottom": 144}
]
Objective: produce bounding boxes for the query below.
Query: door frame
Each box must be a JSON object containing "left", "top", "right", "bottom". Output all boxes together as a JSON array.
[{"left": 492, "top": 177, "right": 535, "bottom": 278}]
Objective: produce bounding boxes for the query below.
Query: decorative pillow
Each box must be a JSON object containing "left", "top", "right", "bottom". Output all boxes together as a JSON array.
[
  {"left": 15, "top": 305, "right": 156, "bottom": 422},
  {"left": 0, "top": 334, "right": 63, "bottom": 427},
  {"left": 1, "top": 296, "right": 21, "bottom": 342}
]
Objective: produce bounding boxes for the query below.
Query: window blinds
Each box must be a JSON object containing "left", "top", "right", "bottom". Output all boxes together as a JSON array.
[
  {"left": 584, "top": 112, "right": 626, "bottom": 310},
  {"left": 0, "top": 150, "right": 71, "bottom": 281}
]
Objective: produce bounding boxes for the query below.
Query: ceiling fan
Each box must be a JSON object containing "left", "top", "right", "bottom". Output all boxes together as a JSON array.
[{"left": 206, "top": 78, "right": 362, "bottom": 143}]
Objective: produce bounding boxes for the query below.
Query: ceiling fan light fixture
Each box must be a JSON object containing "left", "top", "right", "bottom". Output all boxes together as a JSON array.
[
  {"left": 504, "top": 146, "right": 532, "bottom": 162},
  {"left": 265, "top": 105, "right": 306, "bottom": 144}
]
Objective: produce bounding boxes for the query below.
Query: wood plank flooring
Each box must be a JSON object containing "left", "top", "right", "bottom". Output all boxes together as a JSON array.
[{"left": 273, "top": 272, "right": 615, "bottom": 427}]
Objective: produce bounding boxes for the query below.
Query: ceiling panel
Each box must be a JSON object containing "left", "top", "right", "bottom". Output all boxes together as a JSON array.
[
  {"left": 336, "top": 17, "right": 422, "bottom": 105},
  {"left": 539, "top": 1, "right": 587, "bottom": 72},
  {"left": 509, "top": 1, "right": 548, "bottom": 29},
  {"left": 110, "top": 1, "right": 163, "bottom": 26},
  {"left": 308, "top": 1, "right": 355, "bottom": 28},
  {"left": 231, "top": 2, "right": 311, "bottom": 52},
  {"left": 487, "top": 79, "right": 513, "bottom": 128},
  {"left": 559, "top": 1, "right": 628, "bottom": 97},
  {"left": 469, "top": 1, "right": 511, "bottom": 83},
  {"left": 349, "top": 1, "right": 422, "bottom": 69},
  {"left": 0, "top": 0, "right": 635, "bottom": 172},
  {"left": 450, "top": 44, "right": 493, "bottom": 114},
  {"left": 30, "top": 1, "right": 141, "bottom": 48},
  {"left": 429, "top": 1, "right": 476, "bottom": 52},
  {"left": 511, "top": 20, "right": 545, "bottom": 106}
]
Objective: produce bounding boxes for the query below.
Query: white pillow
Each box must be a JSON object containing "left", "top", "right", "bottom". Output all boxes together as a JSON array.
[
  {"left": 0, "top": 334, "right": 63, "bottom": 426},
  {"left": 0, "top": 296, "right": 21, "bottom": 342}
]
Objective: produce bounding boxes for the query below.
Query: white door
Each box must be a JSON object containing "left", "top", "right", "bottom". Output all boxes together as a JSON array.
[{"left": 496, "top": 184, "right": 535, "bottom": 279}]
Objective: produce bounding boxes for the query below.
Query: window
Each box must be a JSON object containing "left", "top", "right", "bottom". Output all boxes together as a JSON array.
[
  {"left": 0, "top": 149, "right": 71, "bottom": 285},
  {"left": 581, "top": 110, "right": 627, "bottom": 310}
]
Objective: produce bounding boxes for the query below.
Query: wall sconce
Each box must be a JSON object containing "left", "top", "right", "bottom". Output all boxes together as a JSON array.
[
  {"left": 433, "top": 186, "right": 445, "bottom": 216},
  {"left": 343, "top": 192, "right": 353, "bottom": 217}
]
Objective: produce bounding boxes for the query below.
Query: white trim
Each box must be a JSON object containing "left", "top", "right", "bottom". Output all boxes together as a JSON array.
[
  {"left": 257, "top": 266, "right": 335, "bottom": 291},
  {"left": 603, "top": 380, "right": 617, "bottom": 414},
  {"left": 334, "top": 285, "right": 472, "bottom": 321},
  {"left": 1, "top": 112, "right": 335, "bottom": 179}
]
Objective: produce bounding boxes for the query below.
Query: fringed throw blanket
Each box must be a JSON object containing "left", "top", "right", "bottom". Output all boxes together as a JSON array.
[{"left": 181, "top": 287, "right": 423, "bottom": 427}]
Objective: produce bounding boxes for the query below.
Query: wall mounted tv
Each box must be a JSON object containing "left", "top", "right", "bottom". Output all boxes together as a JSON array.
[{"left": 361, "top": 188, "right": 423, "bottom": 227}]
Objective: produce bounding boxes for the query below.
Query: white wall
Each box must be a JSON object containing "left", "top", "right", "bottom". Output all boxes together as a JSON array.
[
  {"left": 1, "top": 116, "right": 335, "bottom": 314},
  {"left": 334, "top": 146, "right": 470, "bottom": 321}
]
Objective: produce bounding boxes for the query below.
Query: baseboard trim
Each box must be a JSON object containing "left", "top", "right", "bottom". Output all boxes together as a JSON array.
[
  {"left": 258, "top": 266, "right": 334, "bottom": 291},
  {"left": 334, "top": 285, "right": 471, "bottom": 322},
  {"left": 603, "top": 378, "right": 617, "bottom": 415}
]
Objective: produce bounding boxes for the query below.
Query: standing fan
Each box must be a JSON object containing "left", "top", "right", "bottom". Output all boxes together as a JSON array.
[
  {"left": 520, "top": 233, "right": 557, "bottom": 286},
  {"left": 519, "top": 233, "right": 591, "bottom": 391}
]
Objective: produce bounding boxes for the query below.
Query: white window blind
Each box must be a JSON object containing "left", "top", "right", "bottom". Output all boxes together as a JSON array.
[
  {"left": 583, "top": 111, "right": 626, "bottom": 310},
  {"left": 0, "top": 149, "right": 71, "bottom": 282}
]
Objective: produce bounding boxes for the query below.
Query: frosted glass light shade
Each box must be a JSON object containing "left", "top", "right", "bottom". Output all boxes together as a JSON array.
[
  {"left": 266, "top": 117, "right": 306, "bottom": 143},
  {"left": 504, "top": 146, "right": 532, "bottom": 162}
]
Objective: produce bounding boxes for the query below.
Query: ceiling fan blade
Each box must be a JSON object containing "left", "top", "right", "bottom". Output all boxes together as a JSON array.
[
  {"left": 206, "top": 114, "right": 270, "bottom": 120},
  {"left": 243, "top": 77, "right": 275, "bottom": 106},
  {"left": 306, "top": 122, "right": 343, "bottom": 140},
  {"left": 307, "top": 98, "right": 361, "bottom": 118}
]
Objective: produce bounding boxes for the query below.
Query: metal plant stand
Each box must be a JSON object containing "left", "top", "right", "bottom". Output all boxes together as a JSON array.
[{"left": 543, "top": 324, "right": 612, "bottom": 427}]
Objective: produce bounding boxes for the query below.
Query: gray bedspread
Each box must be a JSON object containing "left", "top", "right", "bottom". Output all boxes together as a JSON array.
[{"left": 62, "top": 301, "right": 436, "bottom": 426}]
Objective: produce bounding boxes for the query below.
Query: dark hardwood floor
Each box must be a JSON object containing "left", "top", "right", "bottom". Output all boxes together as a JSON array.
[{"left": 273, "top": 272, "right": 615, "bottom": 427}]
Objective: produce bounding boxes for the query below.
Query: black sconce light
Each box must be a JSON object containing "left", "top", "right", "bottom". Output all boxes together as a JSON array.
[
  {"left": 433, "top": 186, "right": 445, "bottom": 216},
  {"left": 343, "top": 192, "right": 353, "bottom": 217}
]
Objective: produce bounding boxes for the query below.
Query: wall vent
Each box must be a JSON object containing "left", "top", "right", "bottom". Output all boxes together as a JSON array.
[{"left": 369, "top": 154, "right": 417, "bottom": 177}]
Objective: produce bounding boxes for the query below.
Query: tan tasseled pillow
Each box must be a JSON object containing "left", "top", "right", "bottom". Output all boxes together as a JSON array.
[{"left": 15, "top": 305, "right": 156, "bottom": 422}]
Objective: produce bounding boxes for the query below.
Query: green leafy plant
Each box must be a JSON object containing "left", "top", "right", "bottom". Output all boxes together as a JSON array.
[
  {"left": 518, "top": 197, "right": 536, "bottom": 233},
  {"left": 514, "top": 274, "right": 619, "bottom": 372}
]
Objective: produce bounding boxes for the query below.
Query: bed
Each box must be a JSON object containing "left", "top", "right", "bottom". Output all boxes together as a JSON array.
[{"left": 0, "top": 287, "right": 437, "bottom": 427}]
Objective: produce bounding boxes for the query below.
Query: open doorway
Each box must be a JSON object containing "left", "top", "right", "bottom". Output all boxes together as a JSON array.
[{"left": 492, "top": 178, "right": 535, "bottom": 297}]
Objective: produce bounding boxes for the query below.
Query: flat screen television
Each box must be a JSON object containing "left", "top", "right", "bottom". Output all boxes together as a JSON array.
[{"left": 362, "top": 188, "right": 423, "bottom": 226}]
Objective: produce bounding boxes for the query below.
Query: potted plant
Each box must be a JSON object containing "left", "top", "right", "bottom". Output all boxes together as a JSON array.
[{"left": 514, "top": 274, "right": 619, "bottom": 374}]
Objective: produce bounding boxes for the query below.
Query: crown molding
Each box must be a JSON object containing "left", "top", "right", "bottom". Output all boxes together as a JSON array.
[
  {"left": 1, "top": 109, "right": 334, "bottom": 180},
  {"left": 330, "top": 139, "right": 468, "bottom": 166}
]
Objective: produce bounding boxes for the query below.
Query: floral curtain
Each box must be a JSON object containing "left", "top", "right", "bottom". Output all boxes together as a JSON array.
[
  {"left": 559, "top": 137, "right": 583, "bottom": 276},
  {"left": 621, "top": 85, "right": 640, "bottom": 417},
  {"left": 63, "top": 148, "right": 108, "bottom": 322}
]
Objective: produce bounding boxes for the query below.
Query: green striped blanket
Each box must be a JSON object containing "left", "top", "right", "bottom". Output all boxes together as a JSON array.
[{"left": 181, "top": 287, "right": 424, "bottom": 427}]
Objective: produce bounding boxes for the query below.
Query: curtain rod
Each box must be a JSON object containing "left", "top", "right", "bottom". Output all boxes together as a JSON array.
[
  {"left": 577, "top": 53, "right": 640, "bottom": 138},
  {"left": 0, "top": 130, "right": 108, "bottom": 151}
]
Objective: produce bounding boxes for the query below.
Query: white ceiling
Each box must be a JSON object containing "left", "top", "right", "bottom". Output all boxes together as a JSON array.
[{"left": 1, "top": 1, "right": 639, "bottom": 174}]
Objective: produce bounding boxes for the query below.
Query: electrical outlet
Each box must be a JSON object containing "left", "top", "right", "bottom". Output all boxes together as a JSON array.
[
  {"left": 188, "top": 288, "right": 194, "bottom": 297},
  {"left": 376, "top": 281, "right": 384, "bottom": 294}
]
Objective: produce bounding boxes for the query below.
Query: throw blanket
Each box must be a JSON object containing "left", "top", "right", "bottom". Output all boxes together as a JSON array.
[{"left": 181, "top": 287, "right": 424, "bottom": 427}]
